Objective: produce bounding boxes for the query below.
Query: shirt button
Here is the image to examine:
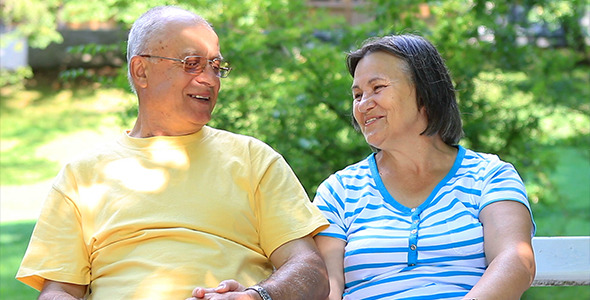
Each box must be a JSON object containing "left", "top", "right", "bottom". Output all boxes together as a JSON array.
[
  {"left": 411, "top": 208, "right": 416, "bottom": 212},
  {"left": 409, "top": 263, "right": 415, "bottom": 266},
  {"left": 410, "top": 244, "right": 417, "bottom": 251},
  {"left": 411, "top": 229, "right": 417, "bottom": 234}
]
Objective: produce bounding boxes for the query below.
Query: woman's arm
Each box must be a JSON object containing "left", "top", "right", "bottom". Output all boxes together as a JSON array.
[
  {"left": 314, "top": 235, "right": 346, "bottom": 300},
  {"left": 464, "top": 201, "right": 535, "bottom": 300}
]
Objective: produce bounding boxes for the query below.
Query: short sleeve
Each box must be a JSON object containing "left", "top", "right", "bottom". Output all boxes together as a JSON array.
[
  {"left": 313, "top": 174, "right": 347, "bottom": 241},
  {"left": 480, "top": 160, "right": 536, "bottom": 235},
  {"left": 256, "top": 155, "right": 329, "bottom": 256},
  {"left": 16, "top": 171, "right": 91, "bottom": 291}
]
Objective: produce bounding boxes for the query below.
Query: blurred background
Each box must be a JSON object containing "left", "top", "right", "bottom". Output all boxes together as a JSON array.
[{"left": 1, "top": 0, "right": 588, "bottom": 298}]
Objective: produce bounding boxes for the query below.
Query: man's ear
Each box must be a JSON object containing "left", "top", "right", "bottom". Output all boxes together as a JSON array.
[{"left": 130, "top": 56, "right": 148, "bottom": 89}]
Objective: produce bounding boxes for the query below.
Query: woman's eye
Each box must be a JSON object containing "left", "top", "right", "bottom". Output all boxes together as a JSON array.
[
  {"left": 374, "top": 85, "right": 386, "bottom": 91},
  {"left": 353, "top": 93, "right": 361, "bottom": 101}
]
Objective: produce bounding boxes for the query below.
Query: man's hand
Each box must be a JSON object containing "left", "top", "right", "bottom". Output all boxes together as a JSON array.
[
  {"left": 187, "top": 280, "right": 257, "bottom": 300},
  {"left": 187, "top": 234, "right": 329, "bottom": 300}
]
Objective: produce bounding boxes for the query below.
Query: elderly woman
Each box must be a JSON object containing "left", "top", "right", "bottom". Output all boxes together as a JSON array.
[{"left": 313, "top": 34, "right": 536, "bottom": 300}]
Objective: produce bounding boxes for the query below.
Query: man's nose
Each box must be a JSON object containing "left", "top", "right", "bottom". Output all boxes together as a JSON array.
[{"left": 193, "top": 64, "right": 218, "bottom": 85}]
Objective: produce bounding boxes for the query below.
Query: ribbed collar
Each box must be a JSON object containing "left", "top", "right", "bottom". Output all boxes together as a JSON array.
[{"left": 118, "top": 126, "right": 210, "bottom": 150}]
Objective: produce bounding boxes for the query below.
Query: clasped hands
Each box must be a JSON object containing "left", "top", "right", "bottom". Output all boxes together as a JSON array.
[{"left": 186, "top": 280, "right": 260, "bottom": 300}]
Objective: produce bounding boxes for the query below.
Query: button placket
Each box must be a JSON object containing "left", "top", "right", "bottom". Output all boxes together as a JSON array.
[{"left": 408, "top": 208, "right": 420, "bottom": 266}]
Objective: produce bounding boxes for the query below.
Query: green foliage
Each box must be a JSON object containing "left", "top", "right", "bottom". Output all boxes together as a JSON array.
[
  {"left": 352, "top": 0, "right": 589, "bottom": 203},
  {"left": 1, "top": 0, "right": 63, "bottom": 48},
  {"left": 1, "top": 1, "right": 589, "bottom": 298},
  {"left": 0, "top": 67, "right": 33, "bottom": 89},
  {"left": 5, "top": 0, "right": 587, "bottom": 201},
  {"left": 206, "top": 0, "right": 369, "bottom": 192}
]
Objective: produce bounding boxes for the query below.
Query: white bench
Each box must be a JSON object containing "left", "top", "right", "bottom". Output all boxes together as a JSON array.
[{"left": 532, "top": 236, "right": 590, "bottom": 286}]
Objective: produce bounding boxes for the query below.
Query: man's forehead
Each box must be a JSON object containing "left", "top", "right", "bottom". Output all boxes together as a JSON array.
[
  {"left": 180, "top": 49, "right": 223, "bottom": 59},
  {"left": 162, "top": 23, "right": 221, "bottom": 58}
]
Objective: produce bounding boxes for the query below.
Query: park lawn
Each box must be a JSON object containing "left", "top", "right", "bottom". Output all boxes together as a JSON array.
[{"left": 0, "top": 221, "right": 38, "bottom": 299}]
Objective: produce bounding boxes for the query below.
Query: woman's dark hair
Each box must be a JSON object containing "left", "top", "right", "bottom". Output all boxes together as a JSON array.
[{"left": 347, "top": 34, "right": 464, "bottom": 146}]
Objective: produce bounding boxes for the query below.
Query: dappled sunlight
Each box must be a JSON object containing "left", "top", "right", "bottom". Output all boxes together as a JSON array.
[
  {"left": 148, "top": 140, "right": 190, "bottom": 168},
  {"left": 539, "top": 107, "right": 590, "bottom": 140},
  {"left": 82, "top": 184, "right": 112, "bottom": 211},
  {"left": 36, "top": 130, "right": 119, "bottom": 165},
  {"left": 0, "top": 139, "right": 19, "bottom": 152},
  {"left": 130, "top": 268, "right": 199, "bottom": 299},
  {"left": 103, "top": 158, "right": 169, "bottom": 193}
]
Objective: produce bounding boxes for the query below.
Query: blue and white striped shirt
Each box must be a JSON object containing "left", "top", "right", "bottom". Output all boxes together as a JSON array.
[{"left": 314, "top": 146, "right": 535, "bottom": 299}]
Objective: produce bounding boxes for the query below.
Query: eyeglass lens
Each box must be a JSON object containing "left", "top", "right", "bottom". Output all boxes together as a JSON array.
[{"left": 184, "top": 56, "right": 231, "bottom": 78}]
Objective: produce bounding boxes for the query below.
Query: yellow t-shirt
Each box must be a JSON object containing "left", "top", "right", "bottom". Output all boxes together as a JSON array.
[{"left": 16, "top": 126, "right": 328, "bottom": 299}]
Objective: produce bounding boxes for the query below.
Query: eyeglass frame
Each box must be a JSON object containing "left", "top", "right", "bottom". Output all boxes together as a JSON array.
[{"left": 138, "top": 54, "right": 232, "bottom": 78}]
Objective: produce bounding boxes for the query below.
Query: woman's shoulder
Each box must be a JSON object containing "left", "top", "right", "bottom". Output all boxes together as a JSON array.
[
  {"left": 461, "top": 146, "right": 504, "bottom": 166},
  {"left": 320, "top": 154, "right": 374, "bottom": 188},
  {"left": 459, "top": 146, "right": 516, "bottom": 176},
  {"left": 335, "top": 154, "right": 373, "bottom": 175}
]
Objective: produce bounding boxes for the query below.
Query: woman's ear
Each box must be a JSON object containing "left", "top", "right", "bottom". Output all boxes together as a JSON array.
[{"left": 130, "top": 56, "right": 148, "bottom": 89}]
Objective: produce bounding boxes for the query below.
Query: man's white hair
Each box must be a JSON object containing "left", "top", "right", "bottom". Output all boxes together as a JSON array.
[{"left": 126, "top": 6, "right": 211, "bottom": 94}]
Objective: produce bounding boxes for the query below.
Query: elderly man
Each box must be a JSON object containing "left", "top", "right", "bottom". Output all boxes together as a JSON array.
[{"left": 16, "top": 6, "right": 329, "bottom": 300}]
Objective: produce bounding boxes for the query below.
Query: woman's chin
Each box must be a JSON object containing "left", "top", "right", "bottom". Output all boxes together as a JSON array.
[{"left": 364, "top": 135, "right": 383, "bottom": 149}]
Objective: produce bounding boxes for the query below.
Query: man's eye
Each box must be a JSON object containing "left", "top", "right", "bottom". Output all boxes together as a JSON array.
[
  {"left": 185, "top": 59, "right": 200, "bottom": 68},
  {"left": 209, "top": 62, "right": 221, "bottom": 71},
  {"left": 353, "top": 93, "right": 362, "bottom": 101}
]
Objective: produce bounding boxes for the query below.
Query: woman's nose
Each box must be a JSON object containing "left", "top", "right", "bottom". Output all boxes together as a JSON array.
[{"left": 356, "top": 95, "right": 376, "bottom": 113}]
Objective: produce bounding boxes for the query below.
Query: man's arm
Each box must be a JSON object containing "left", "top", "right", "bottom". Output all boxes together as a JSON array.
[
  {"left": 38, "top": 280, "right": 87, "bottom": 300},
  {"left": 259, "top": 234, "right": 329, "bottom": 299},
  {"left": 190, "top": 234, "right": 329, "bottom": 300}
]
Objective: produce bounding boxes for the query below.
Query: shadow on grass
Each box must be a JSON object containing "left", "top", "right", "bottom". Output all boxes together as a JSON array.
[
  {"left": 1, "top": 81, "right": 130, "bottom": 185},
  {"left": 0, "top": 221, "right": 39, "bottom": 299},
  {"left": 0, "top": 71, "right": 107, "bottom": 114},
  {"left": 0, "top": 109, "right": 111, "bottom": 185}
]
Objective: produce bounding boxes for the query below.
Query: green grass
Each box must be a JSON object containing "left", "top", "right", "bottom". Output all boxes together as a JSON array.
[
  {"left": 0, "top": 84, "right": 134, "bottom": 185},
  {"left": 521, "top": 147, "right": 590, "bottom": 299},
  {"left": 529, "top": 147, "right": 590, "bottom": 237},
  {"left": 0, "top": 221, "right": 38, "bottom": 299}
]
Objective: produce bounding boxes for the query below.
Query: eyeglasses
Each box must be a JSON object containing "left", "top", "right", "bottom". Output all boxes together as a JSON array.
[{"left": 139, "top": 54, "right": 232, "bottom": 78}]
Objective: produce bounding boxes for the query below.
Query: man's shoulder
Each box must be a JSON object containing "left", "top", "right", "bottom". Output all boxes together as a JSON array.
[
  {"left": 205, "top": 126, "right": 275, "bottom": 152},
  {"left": 62, "top": 138, "right": 123, "bottom": 168}
]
